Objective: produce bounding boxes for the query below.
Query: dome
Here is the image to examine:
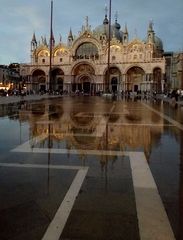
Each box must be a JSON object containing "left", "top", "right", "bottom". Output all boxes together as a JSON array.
[
  {"left": 111, "top": 23, "right": 122, "bottom": 41},
  {"left": 94, "top": 22, "right": 123, "bottom": 42},
  {"left": 94, "top": 24, "right": 107, "bottom": 35},
  {"left": 114, "top": 20, "right": 121, "bottom": 30},
  {"left": 154, "top": 36, "right": 163, "bottom": 51},
  {"left": 144, "top": 35, "right": 163, "bottom": 51}
]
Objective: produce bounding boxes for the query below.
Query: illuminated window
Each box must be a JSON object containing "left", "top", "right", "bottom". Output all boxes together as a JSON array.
[
  {"left": 76, "top": 42, "right": 98, "bottom": 59},
  {"left": 112, "top": 56, "right": 116, "bottom": 61}
]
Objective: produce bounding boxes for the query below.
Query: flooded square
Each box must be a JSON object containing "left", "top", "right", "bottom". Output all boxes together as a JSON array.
[{"left": 0, "top": 96, "right": 183, "bottom": 239}]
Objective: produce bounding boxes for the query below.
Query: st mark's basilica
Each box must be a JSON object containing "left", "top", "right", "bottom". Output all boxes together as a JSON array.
[{"left": 20, "top": 9, "right": 165, "bottom": 94}]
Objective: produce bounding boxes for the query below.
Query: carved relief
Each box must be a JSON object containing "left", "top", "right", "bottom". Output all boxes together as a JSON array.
[{"left": 74, "top": 64, "right": 95, "bottom": 75}]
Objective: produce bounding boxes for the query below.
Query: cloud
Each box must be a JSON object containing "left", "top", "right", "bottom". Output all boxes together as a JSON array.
[{"left": 0, "top": 0, "right": 183, "bottom": 64}]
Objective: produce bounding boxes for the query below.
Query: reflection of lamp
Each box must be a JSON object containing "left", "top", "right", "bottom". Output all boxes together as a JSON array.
[{"left": 19, "top": 120, "right": 22, "bottom": 144}]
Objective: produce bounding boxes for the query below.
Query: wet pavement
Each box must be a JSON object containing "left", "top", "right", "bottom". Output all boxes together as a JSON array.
[{"left": 0, "top": 95, "right": 183, "bottom": 240}]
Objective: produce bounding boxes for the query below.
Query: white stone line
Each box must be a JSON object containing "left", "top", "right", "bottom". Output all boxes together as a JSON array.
[
  {"left": 74, "top": 112, "right": 128, "bottom": 116},
  {"left": 0, "top": 163, "right": 85, "bottom": 170},
  {"left": 0, "top": 162, "right": 88, "bottom": 240},
  {"left": 129, "top": 152, "right": 175, "bottom": 240},
  {"left": 142, "top": 102, "right": 183, "bottom": 131},
  {"left": 12, "top": 144, "right": 129, "bottom": 156},
  {"left": 108, "top": 123, "right": 172, "bottom": 127},
  {"left": 4, "top": 149, "right": 176, "bottom": 239},
  {"left": 12, "top": 141, "right": 33, "bottom": 152},
  {"left": 42, "top": 167, "right": 88, "bottom": 240},
  {"left": 36, "top": 121, "right": 55, "bottom": 124}
]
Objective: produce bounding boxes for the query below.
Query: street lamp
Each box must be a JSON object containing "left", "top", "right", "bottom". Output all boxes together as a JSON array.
[
  {"left": 49, "top": 0, "right": 53, "bottom": 92},
  {"left": 106, "top": 0, "right": 112, "bottom": 93}
]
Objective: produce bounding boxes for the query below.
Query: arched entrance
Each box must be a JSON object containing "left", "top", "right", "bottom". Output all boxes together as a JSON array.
[
  {"left": 80, "top": 75, "right": 91, "bottom": 94},
  {"left": 57, "top": 78, "right": 64, "bottom": 92},
  {"left": 105, "top": 67, "right": 121, "bottom": 93},
  {"left": 153, "top": 68, "right": 162, "bottom": 93},
  {"left": 72, "top": 64, "right": 95, "bottom": 94},
  {"left": 126, "top": 67, "right": 145, "bottom": 92},
  {"left": 51, "top": 68, "right": 64, "bottom": 91},
  {"left": 39, "top": 77, "right": 46, "bottom": 92},
  {"left": 32, "top": 69, "right": 46, "bottom": 93},
  {"left": 111, "top": 77, "right": 118, "bottom": 93}
]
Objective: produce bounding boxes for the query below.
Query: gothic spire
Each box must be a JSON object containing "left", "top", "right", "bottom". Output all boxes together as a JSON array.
[
  {"left": 31, "top": 32, "right": 37, "bottom": 52},
  {"left": 115, "top": 11, "right": 118, "bottom": 23},
  {"left": 68, "top": 28, "right": 73, "bottom": 40},
  {"left": 124, "top": 23, "right": 128, "bottom": 34},
  {"left": 31, "top": 32, "right": 37, "bottom": 43},
  {"left": 148, "top": 19, "right": 154, "bottom": 32},
  {"left": 50, "top": 29, "right": 55, "bottom": 46},
  {"left": 147, "top": 20, "right": 155, "bottom": 43},
  {"left": 123, "top": 23, "right": 129, "bottom": 43},
  {"left": 103, "top": 4, "right": 109, "bottom": 25},
  {"left": 68, "top": 28, "right": 74, "bottom": 47},
  {"left": 44, "top": 36, "right": 47, "bottom": 46},
  {"left": 59, "top": 34, "right": 62, "bottom": 44}
]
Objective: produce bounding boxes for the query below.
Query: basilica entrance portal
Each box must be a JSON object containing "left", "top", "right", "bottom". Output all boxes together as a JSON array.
[
  {"left": 126, "top": 67, "right": 145, "bottom": 92},
  {"left": 83, "top": 82, "right": 91, "bottom": 93},
  {"left": 72, "top": 64, "right": 95, "bottom": 94},
  {"left": 111, "top": 77, "right": 118, "bottom": 93},
  {"left": 80, "top": 76, "right": 91, "bottom": 94},
  {"left": 32, "top": 69, "right": 46, "bottom": 93}
]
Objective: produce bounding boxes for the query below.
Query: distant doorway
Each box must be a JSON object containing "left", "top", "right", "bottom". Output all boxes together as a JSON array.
[
  {"left": 83, "top": 82, "right": 91, "bottom": 94},
  {"left": 111, "top": 77, "right": 118, "bottom": 93},
  {"left": 40, "top": 84, "right": 46, "bottom": 92},
  {"left": 134, "top": 85, "right": 138, "bottom": 92}
]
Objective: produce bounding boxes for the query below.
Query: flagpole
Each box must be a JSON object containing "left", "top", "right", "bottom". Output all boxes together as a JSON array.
[
  {"left": 107, "top": 0, "right": 111, "bottom": 92},
  {"left": 49, "top": 0, "right": 53, "bottom": 92}
]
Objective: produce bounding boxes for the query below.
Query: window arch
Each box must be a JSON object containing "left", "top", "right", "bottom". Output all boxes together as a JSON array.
[
  {"left": 75, "top": 42, "right": 99, "bottom": 59},
  {"left": 38, "top": 50, "right": 49, "bottom": 57}
]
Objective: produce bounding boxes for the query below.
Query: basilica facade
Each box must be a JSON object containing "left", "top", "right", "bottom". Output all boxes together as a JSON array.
[{"left": 20, "top": 12, "right": 165, "bottom": 94}]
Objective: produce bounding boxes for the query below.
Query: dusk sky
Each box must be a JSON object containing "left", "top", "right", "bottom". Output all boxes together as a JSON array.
[{"left": 0, "top": 0, "right": 183, "bottom": 65}]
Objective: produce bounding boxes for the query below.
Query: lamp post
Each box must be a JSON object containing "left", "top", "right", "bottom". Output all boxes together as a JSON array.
[
  {"left": 49, "top": 0, "right": 53, "bottom": 92},
  {"left": 106, "top": 0, "right": 112, "bottom": 93}
]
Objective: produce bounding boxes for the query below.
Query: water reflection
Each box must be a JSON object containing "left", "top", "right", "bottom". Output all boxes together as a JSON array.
[
  {"left": 1, "top": 97, "right": 183, "bottom": 239},
  {"left": 1, "top": 98, "right": 182, "bottom": 163},
  {"left": 6, "top": 98, "right": 179, "bottom": 163}
]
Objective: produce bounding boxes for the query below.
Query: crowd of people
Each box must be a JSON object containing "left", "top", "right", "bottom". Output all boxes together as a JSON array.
[
  {"left": 165, "top": 89, "right": 183, "bottom": 101},
  {"left": 0, "top": 88, "right": 35, "bottom": 97},
  {"left": 1, "top": 88, "right": 183, "bottom": 103}
]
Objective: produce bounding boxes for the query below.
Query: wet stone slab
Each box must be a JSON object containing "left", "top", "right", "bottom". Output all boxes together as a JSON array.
[
  {"left": 0, "top": 201, "right": 49, "bottom": 240},
  {"left": 0, "top": 167, "right": 77, "bottom": 240},
  {"left": 61, "top": 156, "right": 140, "bottom": 240},
  {"left": 0, "top": 96, "right": 182, "bottom": 239}
]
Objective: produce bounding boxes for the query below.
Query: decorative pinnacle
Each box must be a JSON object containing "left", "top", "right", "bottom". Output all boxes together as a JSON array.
[
  {"left": 148, "top": 19, "right": 154, "bottom": 31},
  {"left": 59, "top": 34, "right": 62, "bottom": 43},
  {"left": 105, "top": 4, "right": 108, "bottom": 16},
  {"left": 115, "top": 11, "right": 118, "bottom": 22},
  {"left": 85, "top": 16, "right": 89, "bottom": 28}
]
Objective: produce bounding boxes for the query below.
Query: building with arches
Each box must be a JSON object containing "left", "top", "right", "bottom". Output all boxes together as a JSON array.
[{"left": 20, "top": 12, "right": 165, "bottom": 94}]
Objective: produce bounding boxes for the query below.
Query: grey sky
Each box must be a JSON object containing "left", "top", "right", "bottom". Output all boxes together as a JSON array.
[{"left": 0, "top": 0, "right": 182, "bottom": 64}]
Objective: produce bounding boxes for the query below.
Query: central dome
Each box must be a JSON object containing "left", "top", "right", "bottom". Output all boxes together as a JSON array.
[{"left": 94, "top": 21, "right": 123, "bottom": 42}]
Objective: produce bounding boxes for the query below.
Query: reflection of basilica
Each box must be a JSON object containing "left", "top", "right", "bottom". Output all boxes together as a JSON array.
[
  {"left": 20, "top": 7, "right": 165, "bottom": 94},
  {"left": 18, "top": 99, "right": 164, "bottom": 163}
]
